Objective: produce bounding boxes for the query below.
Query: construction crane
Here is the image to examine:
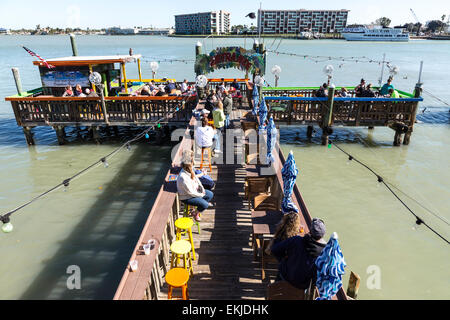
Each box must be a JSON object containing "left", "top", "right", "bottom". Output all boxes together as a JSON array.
[{"left": 410, "top": 8, "right": 422, "bottom": 36}]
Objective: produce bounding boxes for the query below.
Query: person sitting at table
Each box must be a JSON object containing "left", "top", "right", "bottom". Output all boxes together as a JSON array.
[
  {"left": 315, "top": 83, "right": 328, "bottom": 97},
  {"left": 338, "top": 87, "right": 348, "bottom": 97},
  {"left": 135, "top": 84, "right": 152, "bottom": 96},
  {"left": 388, "top": 88, "right": 400, "bottom": 98},
  {"left": 231, "top": 79, "right": 240, "bottom": 91},
  {"left": 177, "top": 152, "right": 213, "bottom": 222},
  {"left": 361, "top": 83, "right": 376, "bottom": 97},
  {"left": 271, "top": 218, "right": 327, "bottom": 290},
  {"left": 73, "top": 84, "right": 85, "bottom": 97},
  {"left": 62, "top": 85, "right": 74, "bottom": 97},
  {"left": 355, "top": 78, "right": 366, "bottom": 97},
  {"left": 166, "top": 80, "right": 177, "bottom": 95},
  {"left": 266, "top": 212, "right": 302, "bottom": 257},
  {"left": 154, "top": 85, "right": 166, "bottom": 96},
  {"left": 379, "top": 76, "right": 394, "bottom": 96}
]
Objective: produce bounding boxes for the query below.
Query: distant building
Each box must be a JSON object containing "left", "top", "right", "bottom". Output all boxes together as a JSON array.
[
  {"left": 0, "top": 28, "right": 9, "bottom": 34},
  {"left": 258, "top": 9, "right": 349, "bottom": 34},
  {"left": 106, "top": 27, "right": 139, "bottom": 35},
  {"left": 138, "top": 28, "right": 175, "bottom": 35},
  {"left": 175, "top": 11, "right": 231, "bottom": 34}
]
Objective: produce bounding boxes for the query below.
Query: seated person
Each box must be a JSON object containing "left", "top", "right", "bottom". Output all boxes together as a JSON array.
[
  {"left": 176, "top": 153, "right": 213, "bottom": 222},
  {"left": 361, "top": 83, "right": 376, "bottom": 97},
  {"left": 266, "top": 212, "right": 302, "bottom": 257},
  {"left": 338, "top": 87, "right": 348, "bottom": 97},
  {"left": 62, "top": 85, "right": 74, "bottom": 97},
  {"left": 388, "top": 88, "right": 400, "bottom": 98},
  {"left": 74, "top": 84, "right": 85, "bottom": 97},
  {"left": 231, "top": 79, "right": 240, "bottom": 91},
  {"left": 166, "top": 80, "right": 177, "bottom": 95},
  {"left": 380, "top": 76, "right": 394, "bottom": 96},
  {"left": 271, "top": 218, "right": 327, "bottom": 290},
  {"left": 154, "top": 85, "right": 167, "bottom": 96},
  {"left": 315, "top": 83, "right": 328, "bottom": 97},
  {"left": 135, "top": 84, "right": 151, "bottom": 96},
  {"left": 195, "top": 118, "right": 215, "bottom": 150},
  {"left": 355, "top": 78, "right": 366, "bottom": 97}
]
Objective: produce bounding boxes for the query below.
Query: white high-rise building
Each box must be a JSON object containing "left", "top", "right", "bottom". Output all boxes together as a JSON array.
[
  {"left": 258, "top": 9, "right": 349, "bottom": 34},
  {"left": 175, "top": 11, "right": 231, "bottom": 35}
]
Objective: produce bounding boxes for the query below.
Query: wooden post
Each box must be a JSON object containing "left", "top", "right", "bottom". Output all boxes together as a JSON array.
[
  {"left": 137, "top": 58, "right": 142, "bottom": 82},
  {"left": 53, "top": 126, "right": 65, "bottom": 145},
  {"left": 321, "top": 86, "right": 335, "bottom": 145},
  {"left": 69, "top": 34, "right": 78, "bottom": 56},
  {"left": 346, "top": 271, "right": 361, "bottom": 299},
  {"left": 121, "top": 63, "right": 128, "bottom": 93},
  {"left": 403, "top": 85, "right": 421, "bottom": 145},
  {"left": 307, "top": 125, "right": 314, "bottom": 139},
  {"left": 22, "top": 126, "right": 35, "bottom": 145},
  {"left": 12, "top": 68, "right": 23, "bottom": 96},
  {"left": 92, "top": 126, "right": 101, "bottom": 144}
]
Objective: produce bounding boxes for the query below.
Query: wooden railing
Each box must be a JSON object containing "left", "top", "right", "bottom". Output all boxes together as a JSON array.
[
  {"left": 263, "top": 91, "right": 422, "bottom": 127},
  {"left": 6, "top": 96, "right": 196, "bottom": 126},
  {"left": 113, "top": 124, "right": 194, "bottom": 300}
]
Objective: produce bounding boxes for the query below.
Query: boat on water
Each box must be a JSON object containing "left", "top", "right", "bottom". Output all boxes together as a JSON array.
[{"left": 341, "top": 26, "right": 409, "bottom": 42}]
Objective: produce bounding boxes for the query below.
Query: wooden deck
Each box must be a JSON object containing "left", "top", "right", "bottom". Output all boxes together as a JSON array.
[{"left": 157, "top": 110, "right": 277, "bottom": 300}]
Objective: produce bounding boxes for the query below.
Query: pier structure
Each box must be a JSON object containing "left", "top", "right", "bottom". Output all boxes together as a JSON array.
[{"left": 113, "top": 98, "right": 358, "bottom": 300}]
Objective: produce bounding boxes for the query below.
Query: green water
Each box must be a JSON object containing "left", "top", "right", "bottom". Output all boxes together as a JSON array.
[{"left": 0, "top": 35, "right": 449, "bottom": 299}]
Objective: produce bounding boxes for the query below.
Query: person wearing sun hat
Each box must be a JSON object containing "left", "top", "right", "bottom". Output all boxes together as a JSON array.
[{"left": 271, "top": 217, "right": 327, "bottom": 290}]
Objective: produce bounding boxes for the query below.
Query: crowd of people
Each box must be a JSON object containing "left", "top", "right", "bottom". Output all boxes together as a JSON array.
[
  {"left": 62, "top": 84, "right": 99, "bottom": 97},
  {"left": 314, "top": 76, "right": 400, "bottom": 99}
]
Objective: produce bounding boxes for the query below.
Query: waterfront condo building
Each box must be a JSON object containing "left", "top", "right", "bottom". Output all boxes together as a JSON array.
[
  {"left": 258, "top": 9, "right": 349, "bottom": 34},
  {"left": 175, "top": 11, "right": 231, "bottom": 35}
]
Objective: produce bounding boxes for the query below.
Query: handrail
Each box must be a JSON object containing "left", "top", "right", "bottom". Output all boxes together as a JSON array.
[{"left": 5, "top": 95, "right": 195, "bottom": 102}]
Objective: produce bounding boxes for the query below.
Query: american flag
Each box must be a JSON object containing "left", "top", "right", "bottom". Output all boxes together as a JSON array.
[{"left": 22, "top": 46, "right": 55, "bottom": 69}]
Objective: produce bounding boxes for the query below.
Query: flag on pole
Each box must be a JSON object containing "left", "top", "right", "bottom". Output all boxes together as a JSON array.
[{"left": 22, "top": 46, "right": 55, "bottom": 69}]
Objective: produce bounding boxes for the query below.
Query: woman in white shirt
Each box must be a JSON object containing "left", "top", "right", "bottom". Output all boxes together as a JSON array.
[
  {"left": 195, "top": 117, "right": 215, "bottom": 149},
  {"left": 176, "top": 157, "right": 214, "bottom": 221}
]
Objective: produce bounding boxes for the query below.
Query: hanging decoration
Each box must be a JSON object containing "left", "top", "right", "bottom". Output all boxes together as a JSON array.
[{"left": 195, "top": 47, "right": 266, "bottom": 76}]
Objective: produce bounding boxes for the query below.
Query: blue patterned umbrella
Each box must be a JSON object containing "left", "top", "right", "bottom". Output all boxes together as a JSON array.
[
  {"left": 315, "top": 232, "right": 347, "bottom": 300},
  {"left": 281, "top": 151, "right": 299, "bottom": 214},
  {"left": 252, "top": 85, "right": 259, "bottom": 115},
  {"left": 258, "top": 98, "right": 268, "bottom": 130},
  {"left": 266, "top": 117, "right": 277, "bottom": 164}
]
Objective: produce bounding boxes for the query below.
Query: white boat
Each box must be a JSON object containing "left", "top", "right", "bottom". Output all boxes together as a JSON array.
[{"left": 341, "top": 26, "right": 409, "bottom": 42}]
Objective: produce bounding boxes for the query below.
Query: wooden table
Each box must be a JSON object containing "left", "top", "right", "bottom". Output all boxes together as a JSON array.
[{"left": 251, "top": 210, "right": 283, "bottom": 280}]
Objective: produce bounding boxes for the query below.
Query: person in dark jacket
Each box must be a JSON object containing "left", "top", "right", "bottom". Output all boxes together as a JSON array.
[{"left": 271, "top": 218, "right": 327, "bottom": 290}]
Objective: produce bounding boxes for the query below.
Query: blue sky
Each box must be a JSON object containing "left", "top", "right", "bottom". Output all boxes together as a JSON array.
[{"left": 1, "top": 0, "right": 448, "bottom": 29}]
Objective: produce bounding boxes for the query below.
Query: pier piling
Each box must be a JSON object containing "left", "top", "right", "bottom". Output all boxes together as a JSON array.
[
  {"left": 11, "top": 68, "right": 23, "bottom": 96},
  {"left": 69, "top": 34, "right": 78, "bottom": 56},
  {"left": 53, "top": 126, "right": 66, "bottom": 145},
  {"left": 321, "top": 86, "right": 335, "bottom": 145},
  {"left": 22, "top": 127, "right": 35, "bottom": 145}
]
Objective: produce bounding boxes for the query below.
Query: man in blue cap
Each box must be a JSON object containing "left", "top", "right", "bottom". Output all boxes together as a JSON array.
[{"left": 271, "top": 217, "right": 327, "bottom": 290}]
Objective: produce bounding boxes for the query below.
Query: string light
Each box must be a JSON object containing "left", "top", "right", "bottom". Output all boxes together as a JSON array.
[
  {"left": 1, "top": 216, "right": 13, "bottom": 233},
  {"left": 0, "top": 93, "right": 192, "bottom": 233},
  {"left": 145, "top": 133, "right": 150, "bottom": 139},
  {"left": 101, "top": 157, "right": 109, "bottom": 168}
]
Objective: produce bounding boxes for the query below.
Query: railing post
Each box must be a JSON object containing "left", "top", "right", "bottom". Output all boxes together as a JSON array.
[
  {"left": 321, "top": 86, "right": 335, "bottom": 145},
  {"left": 11, "top": 68, "right": 23, "bottom": 96},
  {"left": 69, "top": 33, "right": 78, "bottom": 56},
  {"left": 22, "top": 126, "right": 35, "bottom": 145},
  {"left": 403, "top": 85, "right": 421, "bottom": 145}
]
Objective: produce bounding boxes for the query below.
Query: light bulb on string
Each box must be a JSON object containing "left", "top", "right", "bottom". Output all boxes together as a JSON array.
[
  {"left": 1, "top": 216, "right": 13, "bottom": 233},
  {"left": 412, "top": 218, "right": 423, "bottom": 231},
  {"left": 347, "top": 155, "right": 353, "bottom": 165},
  {"left": 145, "top": 133, "right": 150, "bottom": 139},
  {"left": 101, "top": 158, "right": 109, "bottom": 168},
  {"left": 377, "top": 175, "right": 383, "bottom": 187},
  {"left": 126, "top": 143, "right": 131, "bottom": 151},
  {"left": 63, "top": 179, "right": 70, "bottom": 192}
]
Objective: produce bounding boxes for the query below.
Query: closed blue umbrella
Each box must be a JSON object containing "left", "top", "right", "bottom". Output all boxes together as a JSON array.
[
  {"left": 252, "top": 84, "right": 259, "bottom": 115},
  {"left": 315, "top": 232, "right": 347, "bottom": 300},
  {"left": 266, "top": 117, "right": 277, "bottom": 164},
  {"left": 258, "top": 98, "right": 268, "bottom": 129},
  {"left": 281, "top": 151, "right": 299, "bottom": 214}
]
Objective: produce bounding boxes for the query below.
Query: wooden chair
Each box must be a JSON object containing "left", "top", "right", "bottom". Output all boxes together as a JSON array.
[
  {"left": 245, "top": 177, "right": 271, "bottom": 209},
  {"left": 253, "top": 193, "right": 281, "bottom": 211}
]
